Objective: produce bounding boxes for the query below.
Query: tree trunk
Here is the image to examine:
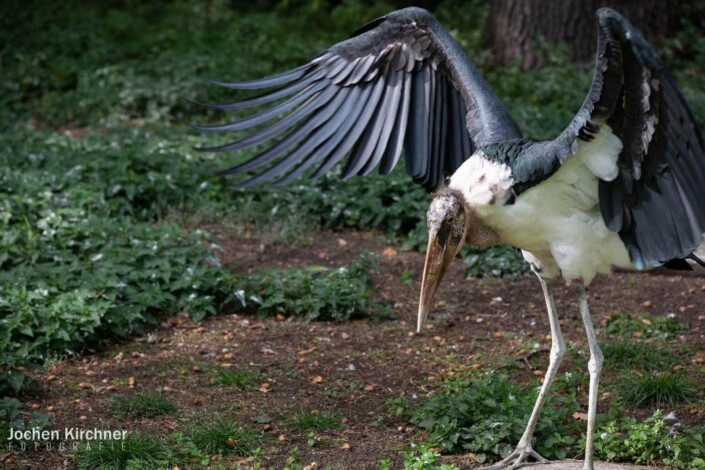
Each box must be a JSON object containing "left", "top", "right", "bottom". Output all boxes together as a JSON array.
[{"left": 484, "top": 0, "right": 683, "bottom": 69}]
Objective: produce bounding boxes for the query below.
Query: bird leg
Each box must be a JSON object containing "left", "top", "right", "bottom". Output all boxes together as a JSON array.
[
  {"left": 576, "top": 282, "right": 602, "bottom": 470},
  {"left": 484, "top": 274, "right": 565, "bottom": 470}
]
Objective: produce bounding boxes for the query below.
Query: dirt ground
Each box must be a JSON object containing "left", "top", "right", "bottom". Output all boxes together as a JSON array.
[{"left": 10, "top": 229, "right": 705, "bottom": 469}]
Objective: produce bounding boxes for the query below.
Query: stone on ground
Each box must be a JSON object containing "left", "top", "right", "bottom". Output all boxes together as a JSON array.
[{"left": 520, "top": 461, "right": 655, "bottom": 469}]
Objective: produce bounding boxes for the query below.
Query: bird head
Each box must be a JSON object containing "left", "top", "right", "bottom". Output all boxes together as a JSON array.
[
  {"left": 417, "top": 187, "right": 499, "bottom": 333},
  {"left": 417, "top": 189, "right": 468, "bottom": 333}
]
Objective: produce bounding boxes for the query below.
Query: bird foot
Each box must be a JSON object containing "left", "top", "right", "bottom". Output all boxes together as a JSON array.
[{"left": 482, "top": 444, "right": 548, "bottom": 469}]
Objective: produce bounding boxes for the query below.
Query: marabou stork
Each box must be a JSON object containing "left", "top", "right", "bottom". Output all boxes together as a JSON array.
[{"left": 194, "top": 8, "right": 705, "bottom": 470}]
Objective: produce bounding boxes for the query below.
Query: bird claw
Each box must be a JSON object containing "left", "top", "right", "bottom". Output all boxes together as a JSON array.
[{"left": 482, "top": 445, "right": 548, "bottom": 469}]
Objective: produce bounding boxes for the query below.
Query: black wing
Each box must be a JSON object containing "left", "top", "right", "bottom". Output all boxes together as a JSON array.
[
  {"left": 194, "top": 7, "right": 521, "bottom": 190},
  {"left": 550, "top": 8, "right": 705, "bottom": 269}
]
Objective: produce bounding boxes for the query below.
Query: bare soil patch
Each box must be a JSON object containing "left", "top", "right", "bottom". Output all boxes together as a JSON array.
[{"left": 12, "top": 229, "right": 705, "bottom": 469}]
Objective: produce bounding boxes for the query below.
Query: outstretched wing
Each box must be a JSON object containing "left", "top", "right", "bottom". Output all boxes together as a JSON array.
[
  {"left": 550, "top": 8, "right": 705, "bottom": 269},
  {"left": 194, "top": 7, "right": 521, "bottom": 190}
]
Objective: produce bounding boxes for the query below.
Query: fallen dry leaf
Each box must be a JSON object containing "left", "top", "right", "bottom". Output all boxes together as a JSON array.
[
  {"left": 259, "top": 383, "right": 271, "bottom": 393},
  {"left": 78, "top": 382, "right": 92, "bottom": 390},
  {"left": 382, "top": 246, "right": 397, "bottom": 257},
  {"left": 298, "top": 347, "right": 316, "bottom": 355},
  {"left": 364, "top": 384, "right": 375, "bottom": 392},
  {"left": 341, "top": 442, "right": 351, "bottom": 450},
  {"left": 572, "top": 412, "right": 589, "bottom": 422},
  {"left": 310, "top": 375, "right": 323, "bottom": 385},
  {"left": 128, "top": 376, "right": 136, "bottom": 387}
]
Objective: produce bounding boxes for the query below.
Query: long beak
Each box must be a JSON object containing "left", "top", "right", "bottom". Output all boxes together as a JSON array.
[{"left": 417, "top": 228, "right": 462, "bottom": 333}]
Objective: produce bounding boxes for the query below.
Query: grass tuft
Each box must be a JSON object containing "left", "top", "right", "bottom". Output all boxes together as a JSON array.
[
  {"left": 601, "top": 340, "right": 680, "bottom": 372},
  {"left": 110, "top": 392, "right": 178, "bottom": 418},
  {"left": 284, "top": 410, "right": 342, "bottom": 431},
  {"left": 76, "top": 432, "right": 172, "bottom": 469},
  {"left": 210, "top": 367, "right": 257, "bottom": 389},
  {"left": 188, "top": 419, "right": 263, "bottom": 457},
  {"left": 614, "top": 373, "right": 699, "bottom": 408},
  {"left": 605, "top": 313, "right": 688, "bottom": 339}
]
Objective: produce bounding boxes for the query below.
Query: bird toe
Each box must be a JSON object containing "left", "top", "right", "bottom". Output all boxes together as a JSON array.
[{"left": 482, "top": 445, "right": 548, "bottom": 469}]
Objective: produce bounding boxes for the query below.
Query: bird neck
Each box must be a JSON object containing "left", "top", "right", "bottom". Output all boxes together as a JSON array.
[{"left": 464, "top": 207, "right": 500, "bottom": 247}]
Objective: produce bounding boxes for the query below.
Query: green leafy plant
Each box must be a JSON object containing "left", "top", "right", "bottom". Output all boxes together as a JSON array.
[
  {"left": 306, "top": 431, "right": 323, "bottom": 447},
  {"left": 284, "top": 445, "right": 303, "bottom": 470},
  {"left": 386, "top": 395, "right": 414, "bottom": 422},
  {"left": 403, "top": 443, "right": 460, "bottom": 470},
  {"left": 0, "top": 397, "right": 51, "bottom": 443},
  {"left": 234, "top": 254, "right": 392, "bottom": 321},
  {"left": 411, "top": 373, "right": 581, "bottom": 463},
  {"left": 592, "top": 411, "right": 705, "bottom": 469}
]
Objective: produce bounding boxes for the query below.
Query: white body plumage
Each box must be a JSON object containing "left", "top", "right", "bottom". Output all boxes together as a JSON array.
[{"left": 449, "top": 126, "right": 633, "bottom": 284}]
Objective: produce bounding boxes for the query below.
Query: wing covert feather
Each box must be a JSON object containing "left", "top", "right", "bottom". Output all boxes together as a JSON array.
[
  {"left": 194, "top": 7, "right": 520, "bottom": 191},
  {"left": 550, "top": 8, "right": 705, "bottom": 268}
]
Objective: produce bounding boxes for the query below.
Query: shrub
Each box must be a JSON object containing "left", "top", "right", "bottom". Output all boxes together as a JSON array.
[{"left": 592, "top": 411, "right": 705, "bottom": 469}]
